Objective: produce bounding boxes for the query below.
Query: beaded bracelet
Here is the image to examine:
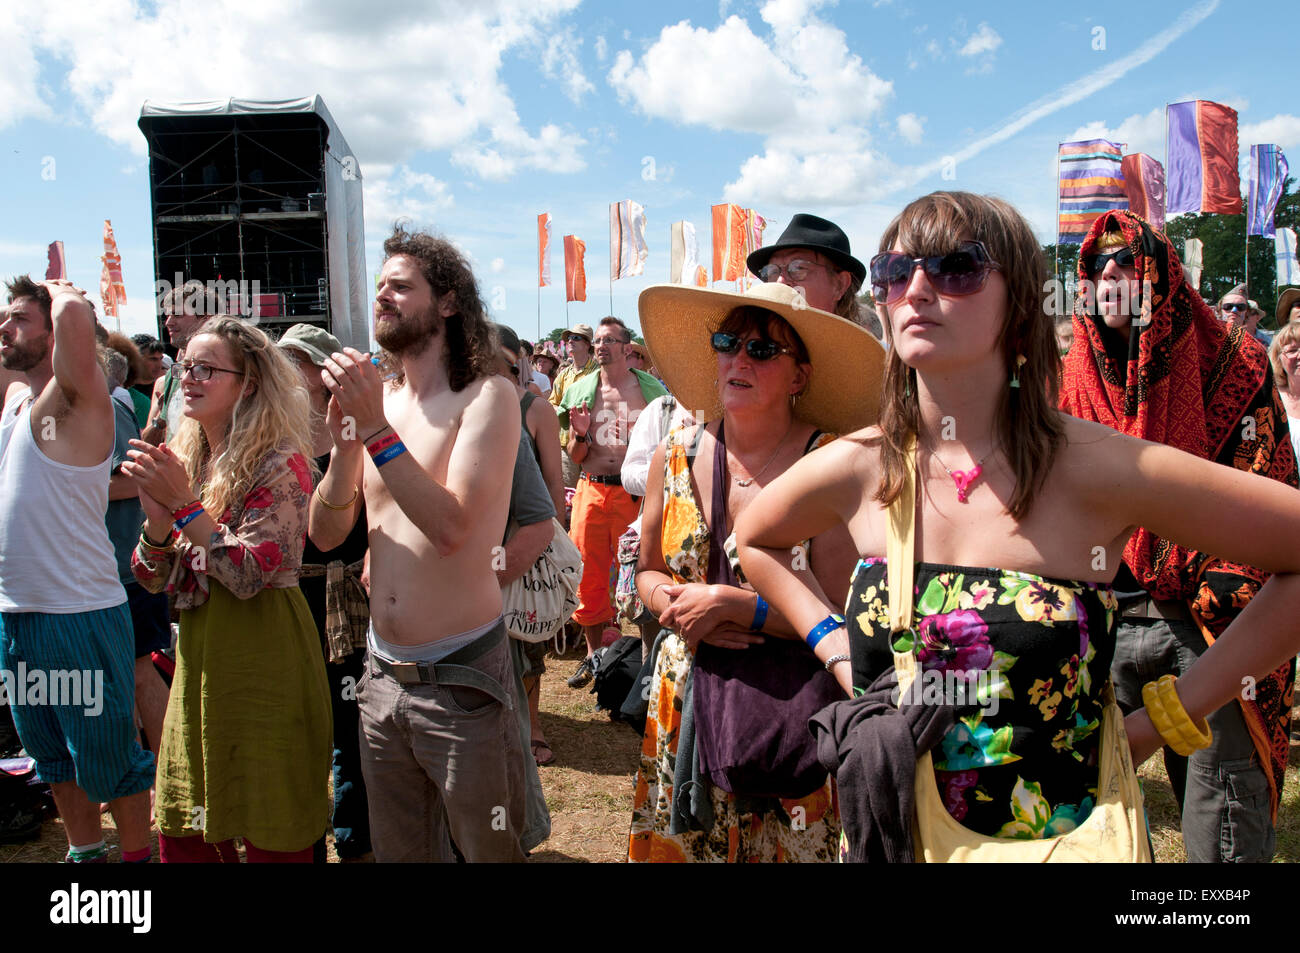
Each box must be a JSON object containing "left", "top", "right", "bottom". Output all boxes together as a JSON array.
[
  {"left": 805, "top": 613, "right": 845, "bottom": 650},
  {"left": 750, "top": 594, "right": 769, "bottom": 631},
  {"left": 1141, "top": 674, "right": 1213, "bottom": 756}
]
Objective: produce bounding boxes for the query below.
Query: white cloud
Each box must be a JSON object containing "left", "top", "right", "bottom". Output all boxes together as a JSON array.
[
  {"left": 594, "top": 34, "right": 608, "bottom": 62},
  {"left": 491, "top": 257, "right": 506, "bottom": 273},
  {"left": 896, "top": 112, "right": 924, "bottom": 145},
  {"left": 608, "top": 2, "right": 893, "bottom": 204},
  {"left": 1240, "top": 114, "right": 1300, "bottom": 151},
  {"left": 958, "top": 22, "right": 1002, "bottom": 57},
  {"left": 363, "top": 166, "right": 455, "bottom": 239},
  {"left": 0, "top": 9, "right": 53, "bottom": 127},
  {"left": 17, "top": 0, "right": 587, "bottom": 183},
  {"left": 541, "top": 27, "right": 596, "bottom": 104},
  {"left": 1067, "top": 108, "right": 1165, "bottom": 158}
]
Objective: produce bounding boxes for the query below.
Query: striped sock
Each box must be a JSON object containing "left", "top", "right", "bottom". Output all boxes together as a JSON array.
[{"left": 67, "top": 840, "right": 108, "bottom": 863}]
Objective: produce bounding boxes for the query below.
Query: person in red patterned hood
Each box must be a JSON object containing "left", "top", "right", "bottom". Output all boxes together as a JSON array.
[
  {"left": 1060, "top": 209, "right": 1298, "bottom": 862},
  {"left": 124, "top": 316, "right": 331, "bottom": 863}
]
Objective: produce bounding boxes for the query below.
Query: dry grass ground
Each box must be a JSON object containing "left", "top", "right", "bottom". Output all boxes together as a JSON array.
[{"left": 3, "top": 642, "right": 1297, "bottom": 864}]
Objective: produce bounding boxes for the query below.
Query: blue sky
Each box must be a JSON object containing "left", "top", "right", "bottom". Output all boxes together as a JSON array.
[{"left": 1, "top": 0, "right": 1295, "bottom": 343}]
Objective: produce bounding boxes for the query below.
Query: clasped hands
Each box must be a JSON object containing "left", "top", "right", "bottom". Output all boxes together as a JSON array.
[
  {"left": 658, "top": 582, "right": 763, "bottom": 651},
  {"left": 122, "top": 440, "right": 196, "bottom": 525},
  {"left": 320, "top": 347, "right": 387, "bottom": 447}
]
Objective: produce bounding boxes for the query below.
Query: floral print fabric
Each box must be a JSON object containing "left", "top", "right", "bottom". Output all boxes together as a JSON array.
[
  {"left": 628, "top": 426, "right": 841, "bottom": 862},
  {"left": 132, "top": 449, "right": 313, "bottom": 609},
  {"left": 847, "top": 558, "right": 1119, "bottom": 839}
]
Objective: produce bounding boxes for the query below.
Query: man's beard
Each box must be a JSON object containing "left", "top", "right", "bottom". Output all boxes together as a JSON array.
[
  {"left": 374, "top": 304, "right": 442, "bottom": 356},
  {"left": 0, "top": 333, "right": 50, "bottom": 372}
]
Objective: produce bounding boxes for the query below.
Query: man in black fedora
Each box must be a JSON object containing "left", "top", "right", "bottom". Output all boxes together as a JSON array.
[{"left": 747, "top": 213, "right": 875, "bottom": 333}]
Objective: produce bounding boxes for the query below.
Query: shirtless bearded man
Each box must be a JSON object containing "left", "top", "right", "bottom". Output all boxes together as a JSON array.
[{"left": 310, "top": 226, "right": 525, "bottom": 863}]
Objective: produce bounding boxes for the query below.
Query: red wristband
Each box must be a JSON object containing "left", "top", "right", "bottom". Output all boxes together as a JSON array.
[{"left": 366, "top": 432, "right": 401, "bottom": 457}]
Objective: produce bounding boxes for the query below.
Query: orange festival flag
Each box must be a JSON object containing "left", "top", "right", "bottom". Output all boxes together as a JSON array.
[
  {"left": 563, "top": 235, "right": 587, "bottom": 302},
  {"left": 99, "top": 220, "right": 127, "bottom": 318},
  {"left": 538, "top": 213, "right": 552, "bottom": 287},
  {"left": 711, "top": 203, "right": 749, "bottom": 282}
]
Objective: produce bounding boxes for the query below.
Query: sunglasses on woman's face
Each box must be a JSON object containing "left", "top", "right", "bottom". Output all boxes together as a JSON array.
[
  {"left": 1082, "top": 248, "right": 1136, "bottom": 277},
  {"left": 710, "top": 331, "right": 794, "bottom": 361},
  {"left": 869, "top": 241, "right": 1001, "bottom": 304}
]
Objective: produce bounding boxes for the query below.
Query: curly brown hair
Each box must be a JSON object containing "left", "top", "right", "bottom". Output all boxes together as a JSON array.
[{"left": 382, "top": 224, "right": 496, "bottom": 392}]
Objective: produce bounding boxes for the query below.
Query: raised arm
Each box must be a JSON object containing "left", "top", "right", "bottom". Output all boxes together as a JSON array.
[
  {"left": 45, "top": 282, "right": 104, "bottom": 408},
  {"left": 308, "top": 391, "right": 365, "bottom": 551},
  {"left": 1085, "top": 430, "right": 1300, "bottom": 761},
  {"left": 526, "top": 396, "right": 567, "bottom": 517}
]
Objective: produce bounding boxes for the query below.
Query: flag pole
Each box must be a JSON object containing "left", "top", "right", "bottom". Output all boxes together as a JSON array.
[{"left": 1054, "top": 145, "right": 1061, "bottom": 285}]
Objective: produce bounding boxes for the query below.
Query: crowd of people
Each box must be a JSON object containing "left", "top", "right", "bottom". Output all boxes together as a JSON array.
[{"left": 2, "top": 197, "right": 1300, "bottom": 864}]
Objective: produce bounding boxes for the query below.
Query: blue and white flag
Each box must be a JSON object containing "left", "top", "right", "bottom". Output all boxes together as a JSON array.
[
  {"left": 1248, "top": 144, "right": 1288, "bottom": 238},
  {"left": 1276, "top": 228, "right": 1299, "bottom": 287}
]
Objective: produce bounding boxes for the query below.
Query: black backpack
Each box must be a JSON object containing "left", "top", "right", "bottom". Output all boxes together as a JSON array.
[{"left": 591, "top": 636, "right": 647, "bottom": 734}]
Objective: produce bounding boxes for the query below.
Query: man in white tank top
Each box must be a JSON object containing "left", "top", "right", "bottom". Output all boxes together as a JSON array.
[{"left": 0, "top": 276, "right": 154, "bottom": 863}]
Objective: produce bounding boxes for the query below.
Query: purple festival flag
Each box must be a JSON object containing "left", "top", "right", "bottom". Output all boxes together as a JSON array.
[{"left": 1248, "top": 144, "right": 1289, "bottom": 238}]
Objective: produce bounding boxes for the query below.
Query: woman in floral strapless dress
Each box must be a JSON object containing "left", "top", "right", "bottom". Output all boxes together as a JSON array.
[{"left": 737, "top": 191, "right": 1300, "bottom": 854}]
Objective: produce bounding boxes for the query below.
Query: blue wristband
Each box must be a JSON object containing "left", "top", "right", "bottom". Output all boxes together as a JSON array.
[
  {"left": 750, "top": 594, "right": 768, "bottom": 631},
  {"left": 173, "top": 508, "right": 204, "bottom": 531},
  {"left": 372, "top": 441, "right": 408, "bottom": 467},
  {"left": 805, "top": 613, "right": 845, "bottom": 650}
]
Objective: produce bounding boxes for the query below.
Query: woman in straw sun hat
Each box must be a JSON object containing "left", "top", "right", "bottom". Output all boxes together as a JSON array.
[{"left": 628, "top": 280, "right": 884, "bottom": 862}]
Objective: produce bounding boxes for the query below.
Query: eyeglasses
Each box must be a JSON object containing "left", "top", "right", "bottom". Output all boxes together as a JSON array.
[
  {"left": 869, "top": 241, "right": 1001, "bottom": 304},
  {"left": 757, "top": 259, "right": 827, "bottom": 284},
  {"left": 1220, "top": 302, "right": 1248, "bottom": 314},
  {"left": 710, "top": 331, "right": 794, "bottom": 361},
  {"left": 170, "top": 360, "right": 242, "bottom": 382},
  {"left": 1083, "top": 248, "right": 1136, "bottom": 277}
]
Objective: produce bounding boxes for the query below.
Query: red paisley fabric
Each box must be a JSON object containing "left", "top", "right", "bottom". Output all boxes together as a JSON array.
[{"left": 1060, "top": 210, "right": 1297, "bottom": 818}]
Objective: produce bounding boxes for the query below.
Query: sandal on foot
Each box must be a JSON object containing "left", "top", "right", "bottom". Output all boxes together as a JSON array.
[{"left": 531, "top": 739, "right": 555, "bottom": 766}]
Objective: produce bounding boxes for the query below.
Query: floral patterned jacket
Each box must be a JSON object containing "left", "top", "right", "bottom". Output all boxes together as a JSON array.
[{"left": 131, "top": 449, "right": 314, "bottom": 609}]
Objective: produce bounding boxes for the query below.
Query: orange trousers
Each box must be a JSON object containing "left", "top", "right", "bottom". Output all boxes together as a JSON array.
[{"left": 568, "top": 476, "right": 640, "bottom": 627}]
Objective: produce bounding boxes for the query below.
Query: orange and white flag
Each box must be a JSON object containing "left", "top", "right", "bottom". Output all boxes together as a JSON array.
[
  {"left": 564, "top": 235, "right": 587, "bottom": 302},
  {"left": 538, "top": 213, "right": 552, "bottom": 287},
  {"left": 99, "top": 220, "right": 127, "bottom": 318}
]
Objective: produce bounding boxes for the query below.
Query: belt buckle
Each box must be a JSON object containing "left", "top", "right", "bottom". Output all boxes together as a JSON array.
[{"left": 389, "top": 661, "right": 423, "bottom": 685}]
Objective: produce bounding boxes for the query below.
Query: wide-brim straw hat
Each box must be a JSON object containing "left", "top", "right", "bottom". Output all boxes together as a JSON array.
[
  {"left": 1277, "top": 287, "right": 1300, "bottom": 325},
  {"left": 639, "top": 282, "right": 885, "bottom": 435}
]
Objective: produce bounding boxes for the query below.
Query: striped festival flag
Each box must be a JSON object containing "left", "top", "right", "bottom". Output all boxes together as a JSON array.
[
  {"left": 1184, "top": 238, "right": 1204, "bottom": 291},
  {"left": 538, "top": 213, "right": 552, "bottom": 287},
  {"left": 1165, "top": 100, "right": 1241, "bottom": 216},
  {"left": 670, "top": 221, "right": 708, "bottom": 286},
  {"left": 563, "top": 235, "right": 587, "bottom": 302},
  {"left": 609, "top": 200, "right": 648, "bottom": 280},
  {"left": 45, "top": 241, "right": 66, "bottom": 280},
  {"left": 1057, "top": 139, "right": 1127, "bottom": 245},
  {"left": 1247, "top": 145, "right": 1289, "bottom": 238},
  {"left": 1120, "top": 154, "right": 1166, "bottom": 231},
  {"left": 711, "top": 204, "right": 766, "bottom": 283},
  {"left": 1276, "top": 228, "right": 1299, "bottom": 288},
  {"left": 99, "top": 220, "right": 127, "bottom": 318}
]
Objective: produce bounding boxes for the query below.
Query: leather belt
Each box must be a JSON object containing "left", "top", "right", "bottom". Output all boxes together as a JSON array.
[
  {"left": 1119, "top": 596, "right": 1193, "bottom": 623},
  {"left": 368, "top": 623, "right": 512, "bottom": 709},
  {"left": 581, "top": 471, "right": 622, "bottom": 486}
]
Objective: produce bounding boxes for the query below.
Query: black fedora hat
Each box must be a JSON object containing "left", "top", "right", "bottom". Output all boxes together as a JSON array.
[{"left": 746, "top": 213, "right": 866, "bottom": 285}]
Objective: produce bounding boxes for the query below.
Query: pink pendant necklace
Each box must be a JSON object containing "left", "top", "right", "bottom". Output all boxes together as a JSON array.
[{"left": 929, "top": 447, "right": 993, "bottom": 503}]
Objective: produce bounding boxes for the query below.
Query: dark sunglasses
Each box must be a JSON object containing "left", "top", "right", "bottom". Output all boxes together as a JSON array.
[
  {"left": 870, "top": 241, "right": 1001, "bottom": 304},
  {"left": 1220, "top": 302, "right": 1248, "bottom": 314},
  {"left": 710, "top": 331, "right": 794, "bottom": 361},
  {"left": 1082, "top": 248, "right": 1136, "bottom": 277}
]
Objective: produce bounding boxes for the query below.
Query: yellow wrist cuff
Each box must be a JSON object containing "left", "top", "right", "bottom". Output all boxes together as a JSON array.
[{"left": 1141, "top": 674, "right": 1212, "bottom": 756}]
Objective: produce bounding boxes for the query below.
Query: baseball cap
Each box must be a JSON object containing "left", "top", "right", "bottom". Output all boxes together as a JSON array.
[{"left": 277, "top": 323, "right": 344, "bottom": 368}]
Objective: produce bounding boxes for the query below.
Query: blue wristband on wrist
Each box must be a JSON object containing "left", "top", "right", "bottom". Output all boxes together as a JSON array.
[
  {"left": 173, "top": 508, "right": 204, "bottom": 531},
  {"left": 372, "top": 441, "right": 408, "bottom": 467},
  {"left": 750, "top": 594, "right": 768, "bottom": 631},
  {"left": 805, "top": 613, "right": 845, "bottom": 650}
]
